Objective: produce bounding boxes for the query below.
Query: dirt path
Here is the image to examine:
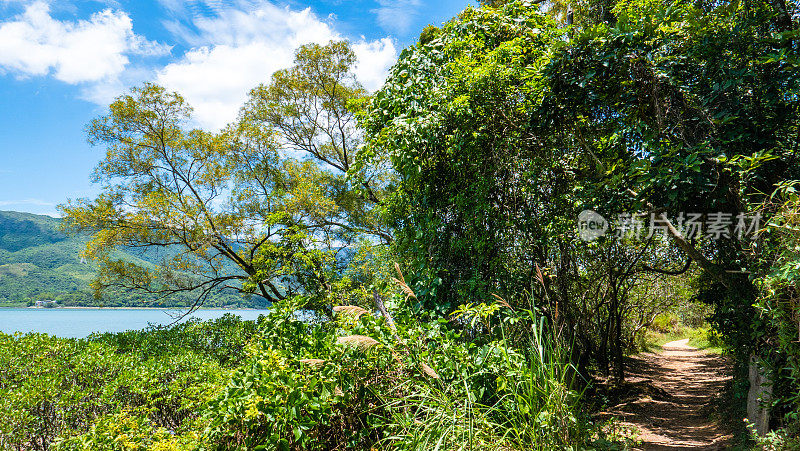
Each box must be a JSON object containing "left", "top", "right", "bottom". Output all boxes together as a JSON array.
[{"left": 601, "top": 339, "right": 734, "bottom": 450}]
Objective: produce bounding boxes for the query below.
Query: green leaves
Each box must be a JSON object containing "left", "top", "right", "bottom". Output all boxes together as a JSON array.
[
  {"left": 359, "top": 2, "right": 564, "bottom": 310},
  {"left": 0, "top": 327, "right": 229, "bottom": 450},
  {"left": 63, "top": 41, "right": 393, "bottom": 311}
]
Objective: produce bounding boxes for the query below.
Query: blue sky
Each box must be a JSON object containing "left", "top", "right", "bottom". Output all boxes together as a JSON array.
[{"left": 0, "top": 0, "right": 472, "bottom": 217}]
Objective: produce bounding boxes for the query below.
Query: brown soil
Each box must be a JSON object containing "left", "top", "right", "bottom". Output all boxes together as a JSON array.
[{"left": 598, "top": 339, "right": 734, "bottom": 450}]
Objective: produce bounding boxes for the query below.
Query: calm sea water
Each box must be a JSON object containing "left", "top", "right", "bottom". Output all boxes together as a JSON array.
[{"left": 0, "top": 308, "right": 269, "bottom": 338}]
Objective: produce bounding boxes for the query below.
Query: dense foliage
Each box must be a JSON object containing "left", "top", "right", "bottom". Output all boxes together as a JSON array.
[
  {"left": 60, "top": 42, "right": 389, "bottom": 313},
  {"left": 0, "top": 316, "right": 244, "bottom": 450},
  {"left": 360, "top": 0, "right": 800, "bottom": 437},
  {"left": 0, "top": 299, "right": 610, "bottom": 450},
  {"left": 24, "top": 0, "right": 800, "bottom": 446},
  {"left": 358, "top": 0, "right": 694, "bottom": 381}
]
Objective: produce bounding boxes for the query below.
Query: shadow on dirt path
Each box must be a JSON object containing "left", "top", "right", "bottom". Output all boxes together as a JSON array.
[{"left": 598, "top": 339, "right": 734, "bottom": 450}]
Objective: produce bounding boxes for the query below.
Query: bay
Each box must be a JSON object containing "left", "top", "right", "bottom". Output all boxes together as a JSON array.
[{"left": 0, "top": 308, "right": 269, "bottom": 338}]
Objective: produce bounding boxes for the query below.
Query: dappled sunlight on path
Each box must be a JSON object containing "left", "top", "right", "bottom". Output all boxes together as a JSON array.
[{"left": 599, "top": 339, "right": 734, "bottom": 450}]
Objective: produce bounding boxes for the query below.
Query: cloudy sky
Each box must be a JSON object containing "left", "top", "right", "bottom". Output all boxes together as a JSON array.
[{"left": 0, "top": 0, "right": 470, "bottom": 216}]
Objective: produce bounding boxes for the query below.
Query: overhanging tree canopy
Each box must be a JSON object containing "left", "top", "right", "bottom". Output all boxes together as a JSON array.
[{"left": 358, "top": 0, "right": 800, "bottom": 382}]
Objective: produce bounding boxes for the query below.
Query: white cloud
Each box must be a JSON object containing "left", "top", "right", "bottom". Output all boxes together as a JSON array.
[
  {"left": 0, "top": 1, "right": 169, "bottom": 99},
  {"left": 0, "top": 1, "right": 398, "bottom": 130},
  {"left": 156, "top": 2, "right": 398, "bottom": 130},
  {"left": 77, "top": 64, "right": 156, "bottom": 106},
  {"left": 352, "top": 37, "right": 397, "bottom": 92},
  {"left": 372, "top": 0, "right": 421, "bottom": 35}
]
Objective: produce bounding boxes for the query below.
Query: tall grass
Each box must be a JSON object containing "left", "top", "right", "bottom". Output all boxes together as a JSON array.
[
  {"left": 493, "top": 314, "right": 586, "bottom": 449},
  {"left": 379, "top": 382, "right": 496, "bottom": 450},
  {"left": 376, "top": 303, "right": 586, "bottom": 450}
]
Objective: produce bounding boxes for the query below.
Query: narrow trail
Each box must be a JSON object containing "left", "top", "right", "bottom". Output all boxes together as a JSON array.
[{"left": 601, "top": 339, "right": 734, "bottom": 450}]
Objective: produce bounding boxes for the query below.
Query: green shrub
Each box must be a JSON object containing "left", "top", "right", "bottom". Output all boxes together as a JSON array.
[
  {"left": 54, "top": 412, "right": 203, "bottom": 451},
  {"left": 0, "top": 295, "right": 610, "bottom": 450},
  {"left": 91, "top": 313, "right": 262, "bottom": 366},
  {"left": 201, "top": 295, "right": 591, "bottom": 450},
  {"left": 0, "top": 326, "right": 231, "bottom": 449},
  {"left": 748, "top": 425, "right": 800, "bottom": 451},
  {"left": 650, "top": 313, "right": 679, "bottom": 334}
]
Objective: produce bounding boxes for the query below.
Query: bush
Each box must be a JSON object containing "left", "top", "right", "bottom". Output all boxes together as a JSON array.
[
  {"left": 0, "top": 294, "right": 621, "bottom": 450},
  {"left": 91, "top": 313, "right": 263, "bottom": 366},
  {"left": 55, "top": 412, "right": 203, "bottom": 450},
  {"left": 650, "top": 313, "right": 679, "bottom": 334},
  {"left": 201, "top": 297, "right": 590, "bottom": 450},
  {"left": 0, "top": 327, "right": 231, "bottom": 449}
]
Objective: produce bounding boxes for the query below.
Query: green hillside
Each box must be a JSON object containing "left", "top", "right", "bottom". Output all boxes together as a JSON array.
[{"left": 0, "top": 210, "right": 262, "bottom": 308}]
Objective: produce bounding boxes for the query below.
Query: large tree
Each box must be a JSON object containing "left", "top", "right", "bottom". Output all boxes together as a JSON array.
[
  {"left": 240, "top": 41, "right": 392, "bottom": 245},
  {"left": 62, "top": 41, "right": 389, "bottom": 311}
]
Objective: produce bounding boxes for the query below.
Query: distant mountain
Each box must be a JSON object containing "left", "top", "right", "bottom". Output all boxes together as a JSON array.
[{"left": 0, "top": 210, "right": 262, "bottom": 308}]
